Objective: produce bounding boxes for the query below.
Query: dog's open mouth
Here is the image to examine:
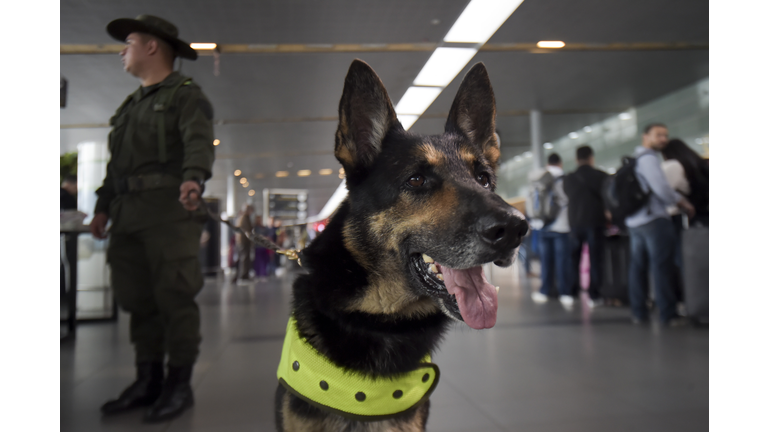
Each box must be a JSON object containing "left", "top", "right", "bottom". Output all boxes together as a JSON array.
[{"left": 410, "top": 254, "right": 499, "bottom": 329}]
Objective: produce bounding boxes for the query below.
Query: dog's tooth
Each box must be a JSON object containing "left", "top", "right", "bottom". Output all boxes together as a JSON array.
[
  {"left": 436, "top": 274, "right": 444, "bottom": 281},
  {"left": 429, "top": 264, "right": 438, "bottom": 274},
  {"left": 422, "top": 254, "right": 434, "bottom": 263}
]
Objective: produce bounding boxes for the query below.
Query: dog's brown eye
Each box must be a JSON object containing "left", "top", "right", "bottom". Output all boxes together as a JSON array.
[
  {"left": 408, "top": 175, "right": 425, "bottom": 187},
  {"left": 477, "top": 173, "right": 490, "bottom": 188}
]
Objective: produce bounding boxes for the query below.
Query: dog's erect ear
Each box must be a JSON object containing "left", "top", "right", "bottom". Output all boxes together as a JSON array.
[
  {"left": 445, "top": 63, "right": 500, "bottom": 168},
  {"left": 335, "top": 60, "right": 400, "bottom": 178}
]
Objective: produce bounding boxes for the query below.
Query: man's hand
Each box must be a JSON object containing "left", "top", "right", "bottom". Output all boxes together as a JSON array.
[
  {"left": 180, "top": 180, "right": 202, "bottom": 211},
  {"left": 678, "top": 199, "right": 696, "bottom": 220},
  {"left": 90, "top": 212, "right": 109, "bottom": 239}
]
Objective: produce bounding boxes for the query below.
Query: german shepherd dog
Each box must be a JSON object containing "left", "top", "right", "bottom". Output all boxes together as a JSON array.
[{"left": 275, "top": 59, "right": 528, "bottom": 432}]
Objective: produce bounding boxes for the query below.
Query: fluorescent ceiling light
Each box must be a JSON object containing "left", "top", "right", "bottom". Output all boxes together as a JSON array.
[
  {"left": 536, "top": 41, "right": 565, "bottom": 49},
  {"left": 543, "top": 142, "right": 553, "bottom": 149},
  {"left": 276, "top": 171, "right": 289, "bottom": 178},
  {"left": 190, "top": 43, "right": 217, "bottom": 50},
  {"left": 395, "top": 87, "right": 443, "bottom": 115},
  {"left": 398, "top": 115, "right": 420, "bottom": 131},
  {"left": 297, "top": 170, "right": 311, "bottom": 177},
  {"left": 569, "top": 132, "right": 579, "bottom": 139},
  {"left": 619, "top": 112, "right": 632, "bottom": 120},
  {"left": 414, "top": 47, "right": 478, "bottom": 87},
  {"left": 318, "top": 169, "right": 333, "bottom": 175},
  {"left": 444, "top": 0, "right": 525, "bottom": 44}
]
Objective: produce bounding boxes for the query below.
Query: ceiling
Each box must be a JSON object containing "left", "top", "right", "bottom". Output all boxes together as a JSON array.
[{"left": 60, "top": 0, "right": 709, "bottom": 217}]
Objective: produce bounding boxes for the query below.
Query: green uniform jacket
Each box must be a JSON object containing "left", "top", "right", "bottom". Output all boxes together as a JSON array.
[{"left": 94, "top": 72, "right": 215, "bottom": 233}]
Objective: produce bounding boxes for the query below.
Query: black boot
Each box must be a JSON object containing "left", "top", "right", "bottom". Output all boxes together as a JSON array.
[
  {"left": 143, "top": 365, "right": 195, "bottom": 423},
  {"left": 100, "top": 362, "right": 164, "bottom": 415}
]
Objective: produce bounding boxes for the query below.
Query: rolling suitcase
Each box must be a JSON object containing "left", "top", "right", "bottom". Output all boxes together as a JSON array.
[
  {"left": 682, "top": 226, "right": 708, "bottom": 323},
  {"left": 601, "top": 234, "right": 630, "bottom": 305}
]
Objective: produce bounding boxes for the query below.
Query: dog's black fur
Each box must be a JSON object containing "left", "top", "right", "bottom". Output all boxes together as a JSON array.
[{"left": 275, "top": 59, "right": 527, "bottom": 432}]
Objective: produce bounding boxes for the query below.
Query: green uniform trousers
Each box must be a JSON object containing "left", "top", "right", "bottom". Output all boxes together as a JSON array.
[{"left": 107, "top": 220, "right": 204, "bottom": 367}]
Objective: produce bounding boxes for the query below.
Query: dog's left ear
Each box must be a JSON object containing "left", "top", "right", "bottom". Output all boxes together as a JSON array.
[
  {"left": 335, "top": 59, "right": 400, "bottom": 181},
  {"left": 445, "top": 63, "right": 500, "bottom": 168}
]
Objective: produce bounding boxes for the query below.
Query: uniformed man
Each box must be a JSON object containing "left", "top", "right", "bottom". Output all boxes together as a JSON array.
[{"left": 89, "top": 15, "right": 215, "bottom": 423}]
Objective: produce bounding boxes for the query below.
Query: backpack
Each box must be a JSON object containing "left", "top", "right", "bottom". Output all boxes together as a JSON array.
[
  {"left": 602, "top": 153, "right": 652, "bottom": 227},
  {"left": 527, "top": 171, "right": 560, "bottom": 225}
]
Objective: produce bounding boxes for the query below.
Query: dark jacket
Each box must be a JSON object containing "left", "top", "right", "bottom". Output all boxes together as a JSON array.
[
  {"left": 94, "top": 72, "right": 215, "bottom": 233},
  {"left": 563, "top": 165, "right": 609, "bottom": 230}
]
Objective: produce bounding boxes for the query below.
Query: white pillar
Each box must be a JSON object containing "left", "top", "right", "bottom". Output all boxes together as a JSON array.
[
  {"left": 226, "top": 173, "right": 236, "bottom": 217},
  {"left": 530, "top": 110, "right": 544, "bottom": 169}
]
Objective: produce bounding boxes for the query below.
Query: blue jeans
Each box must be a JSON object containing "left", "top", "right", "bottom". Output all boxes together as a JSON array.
[
  {"left": 628, "top": 218, "right": 678, "bottom": 322},
  {"left": 538, "top": 231, "right": 571, "bottom": 296}
]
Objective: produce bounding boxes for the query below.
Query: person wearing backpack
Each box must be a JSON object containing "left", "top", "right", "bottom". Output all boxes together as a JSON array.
[
  {"left": 624, "top": 124, "right": 695, "bottom": 327},
  {"left": 528, "top": 154, "right": 572, "bottom": 305},
  {"left": 563, "top": 146, "right": 609, "bottom": 308},
  {"left": 88, "top": 15, "right": 215, "bottom": 422}
]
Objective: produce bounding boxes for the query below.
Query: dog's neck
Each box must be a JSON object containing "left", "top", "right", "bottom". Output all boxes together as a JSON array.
[{"left": 291, "top": 201, "right": 451, "bottom": 377}]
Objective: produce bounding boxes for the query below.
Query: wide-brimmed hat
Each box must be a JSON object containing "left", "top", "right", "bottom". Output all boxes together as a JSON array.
[{"left": 107, "top": 14, "right": 198, "bottom": 60}]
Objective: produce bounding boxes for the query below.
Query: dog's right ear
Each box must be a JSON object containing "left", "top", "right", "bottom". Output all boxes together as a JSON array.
[{"left": 335, "top": 59, "right": 400, "bottom": 180}]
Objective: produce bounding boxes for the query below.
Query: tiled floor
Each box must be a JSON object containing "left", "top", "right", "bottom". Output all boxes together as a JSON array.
[{"left": 61, "top": 263, "right": 708, "bottom": 432}]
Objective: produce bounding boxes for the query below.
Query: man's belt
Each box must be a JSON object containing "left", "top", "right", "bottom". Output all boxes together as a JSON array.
[{"left": 116, "top": 173, "right": 181, "bottom": 194}]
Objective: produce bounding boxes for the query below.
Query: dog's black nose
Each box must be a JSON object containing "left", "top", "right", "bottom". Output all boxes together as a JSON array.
[{"left": 480, "top": 217, "right": 528, "bottom": 248}]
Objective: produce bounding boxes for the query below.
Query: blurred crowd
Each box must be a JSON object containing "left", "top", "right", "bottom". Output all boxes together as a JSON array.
[{"left": 522, "top": 123, "right": 709, "bottom": 327}]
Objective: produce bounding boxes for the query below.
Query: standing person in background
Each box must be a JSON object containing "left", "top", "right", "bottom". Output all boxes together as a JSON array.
[
  {"left": 660, "top": 138, "right": 709, "bottom": 305},
  {"left": 252, "top": 215, "right": 271, "bottom": 281},
  {"left": 530, "top": 154, "right": 572, "bottom": 306},
  {"left": 563, "top": 146, "right": 609, "bottom": 308},
  {"left": 61, "top": 175, "right": 78, "bottom": 210},
  {"left": 89, "top": 15, "right": 215, "bottom": 422},
  {"left": 231, "top": 204, "right": 254, "bottom": 284},
  {"left": 625, "top": 124, "right": 695, "bottom": 327}
]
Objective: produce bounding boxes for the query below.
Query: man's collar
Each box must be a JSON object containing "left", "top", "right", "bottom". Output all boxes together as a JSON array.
[{"left": 276, "top": 316, "right": 440, "bottom": 421}]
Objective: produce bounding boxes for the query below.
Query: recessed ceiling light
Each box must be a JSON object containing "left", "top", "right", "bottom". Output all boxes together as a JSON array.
[
  {"left": 248, "top": 190, "right": 256, "bottom": 196},
  {"left": 544, "top": 143, "right": 554, "bottom": 149},
  {"left": 583, "top": 126, "right": 592, "bottom": 133},
  {"left": 398, "top": 115, "right": 419, "bottom": 131},
  {"left": 213, "top": 139, "right": 220, "bottom": 146},
  {"left": 242, "top": 182, "right": 249, "bottom": 188},
  {"left": 319, "top": 169, "right": 333, "bottom": 176},
  {"left": 297, "top": 170, "right": 311, "bottom": 177},
  {"left": 190, "top": 43, "right": 217, "bottom": 50},
  {"left": 234, "top": 169, "right": 241, "bottom": 176},
  {"left": 444, "top": 0, "right": 525, "bottom": 44},
  {"left": 276, "top": 171, "right": 289, "bottom": 178},
  {"left": 569, "top": 132, "right": 579, "bottom": 139},
  {"left": 395, "top": 87, "right": 443, "bottom": 115},
  {"left": 239, "top": 178, "right": 247, "bottom": 184},
  {"left": 414, "top": 47, "right": 478, "bottom": 87},
  {"left": 536, "top": 41, "right": 565, "bottom": 49},
  {"left": 619, "top": 112, "right": 632, "bottom": 120}
]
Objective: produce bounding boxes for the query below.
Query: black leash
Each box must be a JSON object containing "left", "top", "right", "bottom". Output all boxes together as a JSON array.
[{"left": 188, "top": 190, "right": 303, "bottom": 265}]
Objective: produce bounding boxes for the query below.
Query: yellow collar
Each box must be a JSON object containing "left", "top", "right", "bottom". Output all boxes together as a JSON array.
[{"left": 276, "top": 316, "right": 440, "bottom": 421}]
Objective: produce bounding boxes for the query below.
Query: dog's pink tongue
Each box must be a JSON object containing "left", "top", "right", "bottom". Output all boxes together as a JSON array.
[{"left": 439, "top": 265, "right": 498, "bottom": 329}]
